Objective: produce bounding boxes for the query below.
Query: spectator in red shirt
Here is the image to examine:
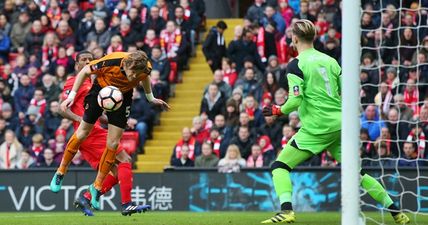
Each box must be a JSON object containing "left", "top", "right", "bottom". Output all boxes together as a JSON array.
[
  {"left": 277, "top": 27, "right": 298, "bottom": 64},
  {"left": 30, "top": 88, "right": 47, "bottom": 116},
  {"left": 116, "top": 18, "right": 139, "bottom": 50},
  {"left": 190, "top": 116, "right": 210, "bottom": 144},
  {"left": 29, "top": 133, "right": 45, "bottom": 164},
  {"left": 280, "top": 124, "right": 295, "bottom": 148},
  {"left": 404, "top": 78, "right": 419, "bottom": 116},
  {"left": 222, "top": 57, "right": 237, "bottom": 87},
  {"left": 171, "top": 127, "right": 201, "bottom": 164},
  {"left": 160, "top": 21, "right": 182, "bottom": 58},
  {"left": 314, "top": 13, "right": 329, "bottom": 35},
  {"left": 49, "top": 46, "right": 74, "bottom": 74},
  {"left": 260, "top": 92, "right": 272, "bottom": 110},
  {"left": 258, "top": 135, "right": 275, "bottom": 164},
  {"left": 40, "top": 15, "right": 54, "bottom": 33},
  {"left": 243, "top": 95, "right": 264, "bottom": 127},
  {"left": 160, "top": 20, "right": 188, "bottom": 72},
  {"left": 142, "top": 29, "right": 159, "bottom": 55},
  {"left": 278, "top": 0, "right": 294, "bottom": 27}
]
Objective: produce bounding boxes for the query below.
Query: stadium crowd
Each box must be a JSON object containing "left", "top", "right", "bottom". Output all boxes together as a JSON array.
[
  {"left": 0, "top": 0, "right": 203, "bottom": 169},
  {"left": 0, "top": 0, "right": 427, "bottom": 171},
  {"left": 171, "top": 0, "right": 428, "bottom": 171}
]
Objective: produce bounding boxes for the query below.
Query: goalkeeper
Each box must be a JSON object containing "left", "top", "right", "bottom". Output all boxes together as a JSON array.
[{"left": 261, "top": 19, "right": 409, "bottom": 224}]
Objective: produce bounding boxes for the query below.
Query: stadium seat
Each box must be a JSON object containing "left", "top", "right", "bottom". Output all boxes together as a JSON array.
[{"left": 120, "top": 131, "right": 139, "bottom": 155}]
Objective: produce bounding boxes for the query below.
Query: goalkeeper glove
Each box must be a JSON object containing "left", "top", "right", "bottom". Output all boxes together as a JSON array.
[{"left": 262, "top": 104, "right": 283, "bottom": 116}]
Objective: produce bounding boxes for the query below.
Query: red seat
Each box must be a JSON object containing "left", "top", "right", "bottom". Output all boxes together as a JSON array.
[{"left": 120, "top": 131, "right": 139, "bottom": 155}]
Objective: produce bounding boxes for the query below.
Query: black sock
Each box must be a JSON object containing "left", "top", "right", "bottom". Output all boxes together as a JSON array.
[
  {"left": 388, "top": 204, "right": 399, "bottom": 217},
  {"left": 281, "top": 202, "right": 293, "bottom": 211}
]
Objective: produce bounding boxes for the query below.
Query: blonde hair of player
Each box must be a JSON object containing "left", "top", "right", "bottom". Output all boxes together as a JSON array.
[
  {"left": 123, "top": 50, "right": 151, "bottom": 75},
  {"left": 291, "top": 19, "right": 316, "bottom": 54}
]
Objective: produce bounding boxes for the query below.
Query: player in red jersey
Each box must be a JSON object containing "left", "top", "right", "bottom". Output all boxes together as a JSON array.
[
  {"left": 52, "top": 50, "right": 169, "bottom": 210},
  {"left": 57, "top": 51, "right": 149, "bottom": 216}
]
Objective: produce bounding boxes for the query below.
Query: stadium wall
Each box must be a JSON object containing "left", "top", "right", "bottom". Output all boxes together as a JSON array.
[{"left": 0, "top": 168, "right": 426, "bottom": 212}]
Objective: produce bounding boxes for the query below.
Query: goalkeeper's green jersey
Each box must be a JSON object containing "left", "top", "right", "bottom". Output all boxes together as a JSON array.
[{"left": 280, "top": 48, "right": 341, "bottom": 134}]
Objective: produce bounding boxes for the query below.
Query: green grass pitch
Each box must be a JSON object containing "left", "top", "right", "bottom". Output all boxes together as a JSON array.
[{"left": 0, "top": 212, "right": 427, "bottom": 225}]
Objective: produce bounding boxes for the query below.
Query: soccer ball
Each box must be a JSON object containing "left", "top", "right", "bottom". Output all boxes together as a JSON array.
[{"left": 97, "top": 86, "right": 123, "bottom": 112}]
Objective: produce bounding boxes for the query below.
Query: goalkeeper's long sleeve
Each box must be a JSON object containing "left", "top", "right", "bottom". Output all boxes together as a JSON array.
[{"left": 280, "top": 74, "right": 304, "bottom": 114}]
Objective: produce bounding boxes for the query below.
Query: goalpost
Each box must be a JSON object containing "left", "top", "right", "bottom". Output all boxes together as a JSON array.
[
  {"left": 343, "top": 0, "right": 428, "bottom": 224},
  {"left": 341, "top": 0, "right": 361, "bottom": 225}
]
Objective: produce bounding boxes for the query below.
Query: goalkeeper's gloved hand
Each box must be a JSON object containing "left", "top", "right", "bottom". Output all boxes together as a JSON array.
[{"left": 262, "top": 104, "right": 283, "bottom": 116}]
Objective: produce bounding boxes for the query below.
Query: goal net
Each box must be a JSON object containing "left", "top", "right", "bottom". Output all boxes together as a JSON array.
[{"left": 359, "top": 0, "right": 428, "bottom": 224}]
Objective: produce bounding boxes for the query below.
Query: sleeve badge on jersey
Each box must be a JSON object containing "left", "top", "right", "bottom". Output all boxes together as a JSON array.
[{"left": 293, "top": 85, "right": 300, "bottom": 96}]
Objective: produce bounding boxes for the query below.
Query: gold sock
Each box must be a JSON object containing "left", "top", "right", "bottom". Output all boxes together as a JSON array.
[
  {"left": 57, "top": 133, "right": 82, "bottom": 175},
  {"left": 94, "top": 147, "right": 117, "bottom": 190}
]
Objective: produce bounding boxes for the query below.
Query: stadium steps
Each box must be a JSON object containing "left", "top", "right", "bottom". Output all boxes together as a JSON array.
[{"left": 135, "top": 19, "right": 242, "bottom": 173}]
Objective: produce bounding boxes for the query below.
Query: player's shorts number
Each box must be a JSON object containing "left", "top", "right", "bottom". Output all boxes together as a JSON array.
[
  {"left": 125, "top": 106, "right": 131, "bottom": 118},
  {"left": 319, "top": 67, "right": 332, "bottom": 96}
]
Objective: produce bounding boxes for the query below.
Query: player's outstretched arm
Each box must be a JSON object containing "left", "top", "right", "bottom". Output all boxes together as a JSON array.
[
  {"left": 61, "top": 65, "right": 92, "bottom": 112},
  {"left": 58, "top": 104, "right": 82, "bottom": 122},
  {"left": 140, "top": 76, "right": 171, "bottom": 110}
]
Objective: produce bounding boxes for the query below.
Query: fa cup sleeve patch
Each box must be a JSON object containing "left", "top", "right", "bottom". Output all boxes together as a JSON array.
[{"left": 293, "top": 85, "right": 300, "bottom": 96}]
